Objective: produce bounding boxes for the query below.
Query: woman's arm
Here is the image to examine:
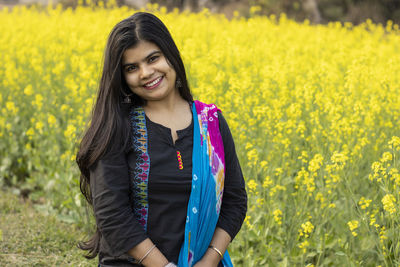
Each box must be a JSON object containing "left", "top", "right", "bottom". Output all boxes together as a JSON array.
[
  {"left": 194, "top": 227, "right": 232, "bottom": 267},
  {"left": 91, "top": 149, "right": 172, "bottom": 266},
  {"left": 194, "top": 111, "right": 247, "bottom": 266},
  {"left": 127, "top": 238, "right": 169, "bottom": 267},
  {"left": 90, "top": 150, "right": 149, "bottom": 257},
  {"left": 215, "top": 111, "right": 247, "bottom": 239}
]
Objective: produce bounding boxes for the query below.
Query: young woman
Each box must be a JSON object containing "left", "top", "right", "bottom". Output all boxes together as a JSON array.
[{"left": 76, "top": 12, "right": 247, "bottom": 267}]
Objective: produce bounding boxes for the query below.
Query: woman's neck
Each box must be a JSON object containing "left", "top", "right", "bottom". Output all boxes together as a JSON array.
[
  {"left": 144, "top": 93, "right": 187, "bottom": 115},
  {"left": 143, "top": 94, "right": 192, "bottom": 137}
]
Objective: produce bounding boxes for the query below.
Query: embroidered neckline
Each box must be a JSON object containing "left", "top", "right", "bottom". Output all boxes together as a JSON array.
[{"left": 129, "top": 107, "right": 150, "bottom": 231}]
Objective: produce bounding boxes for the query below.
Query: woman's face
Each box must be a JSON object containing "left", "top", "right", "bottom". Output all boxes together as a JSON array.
[{"left": 122, "top": 40, "right": 177, "bottom": 103}]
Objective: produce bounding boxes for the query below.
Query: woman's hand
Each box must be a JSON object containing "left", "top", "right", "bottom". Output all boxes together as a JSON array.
[
  {"left": 193, "top": 247, "right": 221, "bottom": 267},
  {"left": 127, "top": 238, "right": 169, "bottom": 267},
  {"left": 193, "top": 258, "right": 219, "bottom": 267},
  {"left": 193, "top": 227, "right": 232, "bottom": 267},
  {"left": 193, "top": 227, "right": 231, "bottom": 267}
]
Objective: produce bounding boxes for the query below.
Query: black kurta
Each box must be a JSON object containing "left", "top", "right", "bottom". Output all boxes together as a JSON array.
[{"left": 90, "top": 108, "right": 247, "bottom": 266}]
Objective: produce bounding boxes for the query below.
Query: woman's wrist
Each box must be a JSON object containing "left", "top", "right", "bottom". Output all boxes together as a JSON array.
[
  {"left": 128, "top": 239, "right": 169, "bottom": 267},
  {"left": 135, "top": 244, "right": 157, "bottom": 264},
  {"left": 202, "top": 247, "right": 222, "bottom": 266},
  {"left": 208, "top": 245, "right": 223, "bottom": 259}
]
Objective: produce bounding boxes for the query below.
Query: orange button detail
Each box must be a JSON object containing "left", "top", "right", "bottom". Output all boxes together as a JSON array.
[{"left": 177, "top": 151, "right": 183, "bottom": 170}]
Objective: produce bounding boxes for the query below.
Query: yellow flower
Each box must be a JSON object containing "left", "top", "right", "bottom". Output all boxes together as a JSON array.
[
  {"left": 33, "top": 94, "right": 43, "bottom": 109},
  {"left": 61, "top": 104, "right": 69, "bottom": 112},
  {"left": 246, "top": 149, "right": 259, "bottom": 165},
  {"left": 262, "top": 176, "right": 272, "bottom": 188},
  {"left": 64, "top": 124, "right": 77, "bottom": 139},
  {"left": 382, "top": 194, "right": 396, "bottom": 214},
  {"left": 347, "top": 220, "right": 359, "bottom": 236},
  {"left": 358, "top": 197, "right": 372, "bottom": 210},
  {"left": 249, "top": 5, "right": 262, "bottom": 15},
  {"left": 315, "top": 192, "right": 327, "bottom": 208},
  {"left": 388, "top": 136, "right": 400, "bottom": 151},
  {"left": 48, "top": 114, "right": 57, "bottom": 126},
  {"left": 244, "top": 215, "right": 252, "bottom": 229},
  {"left": 26, "top": 128, "right": 35, "bottom": 139},
  {"left": 380, "top": 152, "right": 393, "bottom": 163},
  {"left": 6, "top": 101, "right": 18, "bottom": 115},
  {"left": 273, "top": 209, "right": 282, "bottom": 225},
  {"left": 256, "top": 198, "right": 264, "bottom": 207},
  {"left": 274, "top": 168, "right": 283, "bottom": 176},
  {"left": 24, "top": 85, "right": 33, "bottom": 95},
  {"left": 35, "top": 121, "right": 44, "bottom": 131},
  {"left": 260, "top": 160, "right": 268, "bottom": 169},
  {"left": 308, "top": 154, "right": 323, "bottom": 173},
  {"left": 379, "top": 226, "right": 387, "bottom": 240},
  {"left": 247, "top": 179, "right": 257, "bottom": 192},
  {"left": 269, "top": 184, "right": 286, "bottom": 197},
  {"left": 295, "top": 167, "right": 315, "bottom": 193},
  {"left": 298, "top": 240, "right": 309, "bottom": 253},
  {"left": 299, "top": 221, "right": 314, "bottom": 238},
  {"left": 298, "top": 150, "right": 308, "bottom": 164},
  {"left": 331, "top": 151, "right": 348, "bottom": 170},
  {"left": 6, "top": 101, "right": 15, "bottom": 111}
]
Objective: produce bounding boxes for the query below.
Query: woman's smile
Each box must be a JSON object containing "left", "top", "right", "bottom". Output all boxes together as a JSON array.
[{"left": 143, "top": 76, "right": 164, "bottom": 90}]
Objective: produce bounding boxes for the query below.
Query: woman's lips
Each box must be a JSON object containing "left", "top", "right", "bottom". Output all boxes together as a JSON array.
[{"left": 143, "top": 76, "right": 163, "bottom": 90}]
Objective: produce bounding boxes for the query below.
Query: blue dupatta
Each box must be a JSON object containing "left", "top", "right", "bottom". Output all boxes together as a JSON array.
[{"left": 130, "top": 101, "right": 233, "bottom": 267}]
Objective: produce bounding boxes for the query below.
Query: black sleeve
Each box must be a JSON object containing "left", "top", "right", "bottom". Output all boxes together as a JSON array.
[
  {"left": 216, "top": 111, "right": 248, "bottom": 240},
  {"left": 89, "top": 150, "right": 148, "bottom": 257}
]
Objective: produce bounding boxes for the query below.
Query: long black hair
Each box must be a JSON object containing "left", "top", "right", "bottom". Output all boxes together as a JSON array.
[{"left": 76, "top": 12, "right": 193, "bottom": 259}]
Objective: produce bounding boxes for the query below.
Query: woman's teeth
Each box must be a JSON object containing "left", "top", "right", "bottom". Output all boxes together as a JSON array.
[{"left": 145, "top": 77, "right": 162, "bottom": 87}]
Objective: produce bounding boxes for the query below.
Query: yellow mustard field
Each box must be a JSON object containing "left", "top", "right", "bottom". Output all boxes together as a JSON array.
[{"left": 1, "top": 3, "right": 400, "bottom": 266}]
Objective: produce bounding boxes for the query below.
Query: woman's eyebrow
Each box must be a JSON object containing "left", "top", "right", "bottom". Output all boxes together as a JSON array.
[{"left": 122, "top": 50, "right": 161, "bottom": 67}]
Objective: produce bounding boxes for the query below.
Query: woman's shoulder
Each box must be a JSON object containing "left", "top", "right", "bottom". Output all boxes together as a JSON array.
[{"left": 192, "top": 99, "right": 227, "bottom": 126}]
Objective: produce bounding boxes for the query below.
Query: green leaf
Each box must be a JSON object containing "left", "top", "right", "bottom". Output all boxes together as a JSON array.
[
  {"left": 307, "top": 251, "right": 317, "bottom": 258},
  {"left": 335, "top": 251, "right": 346, "bottom": 256}
]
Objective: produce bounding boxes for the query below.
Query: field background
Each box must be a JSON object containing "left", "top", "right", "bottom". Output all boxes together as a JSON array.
[{"left": 1, "top": 2, "right": 400, "bottom": 266}]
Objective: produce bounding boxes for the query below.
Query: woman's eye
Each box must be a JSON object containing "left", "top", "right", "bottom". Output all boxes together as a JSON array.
[
  {"left": 126, "top": 65, "right": 137, "bottom": 72},
  {"left": 149, "top": 55, "right": 159, "bottom": 63}
]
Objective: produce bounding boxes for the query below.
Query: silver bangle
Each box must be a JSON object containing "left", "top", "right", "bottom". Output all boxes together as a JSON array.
[
  {"left": 138, "top": 244, "right": 156, "bottom": 264},
  {"left": 164, "top": 262, "right": 177, "bottom": 267}
]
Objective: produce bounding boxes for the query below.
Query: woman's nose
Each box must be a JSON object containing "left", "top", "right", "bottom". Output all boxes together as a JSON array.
[{"left": 140, "top": 64, "right": 154, "bottom": 79}]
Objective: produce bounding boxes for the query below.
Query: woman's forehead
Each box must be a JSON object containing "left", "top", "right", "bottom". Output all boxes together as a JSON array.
[{"left": 122, "top": 41, "right": 161, "bottom": 64}]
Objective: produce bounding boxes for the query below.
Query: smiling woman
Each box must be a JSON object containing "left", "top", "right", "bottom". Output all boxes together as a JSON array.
[{"left": 76, "top": 12, "right": 247, "bottom": 267}]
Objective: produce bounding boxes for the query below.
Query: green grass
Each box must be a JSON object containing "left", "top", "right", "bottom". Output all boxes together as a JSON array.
[{"left": 0, "top": 188, "right": 93, "bottom": 266}]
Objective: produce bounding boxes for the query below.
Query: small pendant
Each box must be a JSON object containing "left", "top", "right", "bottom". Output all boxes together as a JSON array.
[{"left": 176, "top": 151, "right": 183, "bottom": 170}]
